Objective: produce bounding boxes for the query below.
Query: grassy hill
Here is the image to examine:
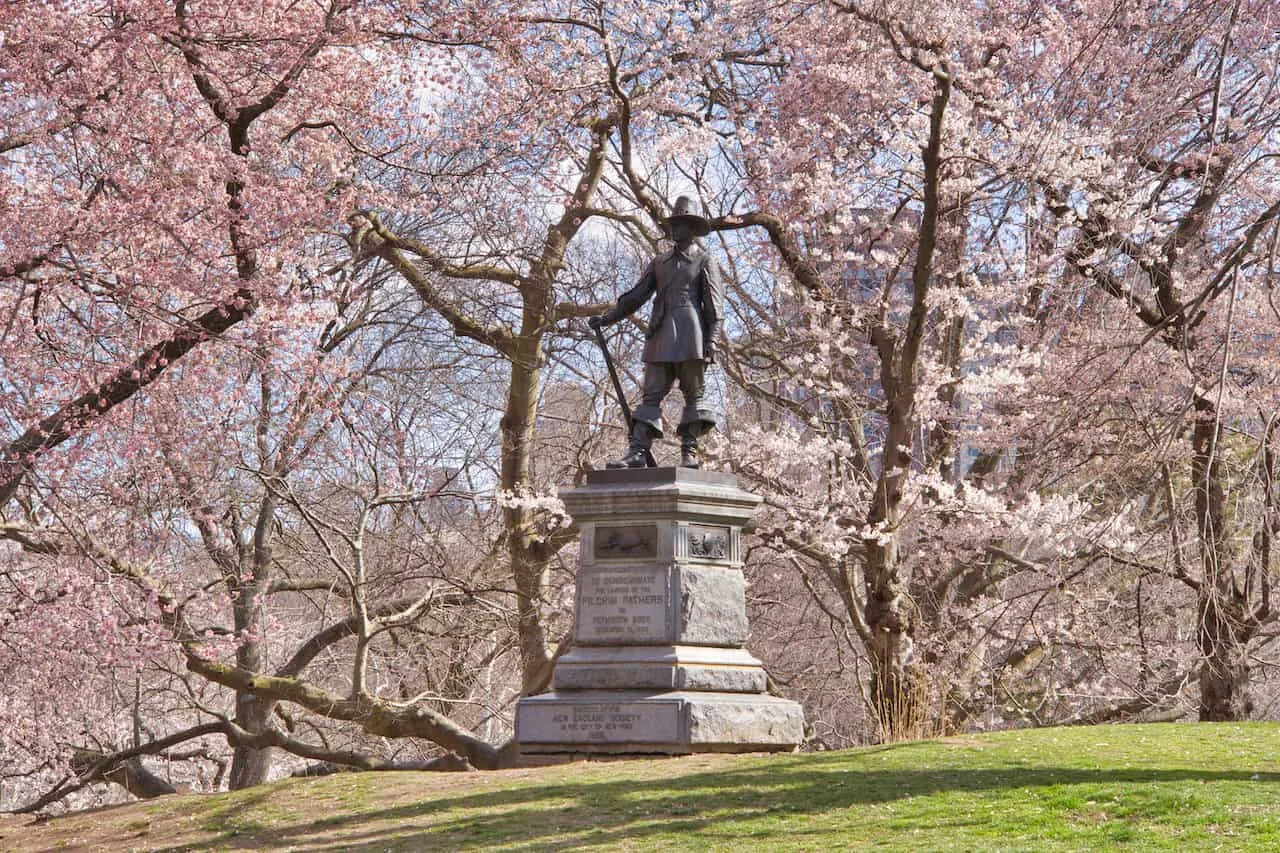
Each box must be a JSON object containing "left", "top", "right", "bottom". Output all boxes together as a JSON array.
[{"left": 5, "top": 723, "right": 1280, "bottom": 851}]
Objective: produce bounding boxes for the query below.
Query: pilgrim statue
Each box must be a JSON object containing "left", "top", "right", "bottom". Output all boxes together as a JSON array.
[{"left": 589, "top": 196, "right": 724, "bottom": 469}]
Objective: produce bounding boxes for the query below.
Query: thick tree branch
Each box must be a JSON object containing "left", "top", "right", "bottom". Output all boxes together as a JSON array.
[
  {"left": 276, "top": 591, "right": 475, "bottom": 678},
  {"left": 169, "top": 1, "right": 237, "bottom": 125},
  {"left": 8, "top": 722, "right": 226, "bottom": 814},
  {"left": 537, "top": 118, "right": 616, "bottom": 285},
  {"left": 356, "top": 213, "right": 521, "bottom": 285},
  {"left": 352, "top": 215, "right": 517, "bottom": 355},
  {"left": 182, "top": 654, "right": 504, "bottom": 769},
  {"left": 0, "top": 287, "right": 256, "bottom": 509},
  {"left": 0, "top": 248, "right": 58, "bottom": 280},
  {"left": 709, "top": 211, "right": 831, "bottom": 300},
  {"left": 7, "top": 708, "right": 485, "bottom": 814}
]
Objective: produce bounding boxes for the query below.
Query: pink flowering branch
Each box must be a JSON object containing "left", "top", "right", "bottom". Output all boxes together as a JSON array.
[{"left": 0, "top": 287, "right": 256, "bottom": 509}]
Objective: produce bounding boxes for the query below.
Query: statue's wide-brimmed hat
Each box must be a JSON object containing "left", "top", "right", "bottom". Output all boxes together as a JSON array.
[{"left": 662, "top": 195, "right": 711, "bottom": 236}]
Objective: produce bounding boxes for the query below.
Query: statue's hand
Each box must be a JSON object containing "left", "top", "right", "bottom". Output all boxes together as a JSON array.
[
  {"left": 704, "top": 343, "right": 716, "bottom": 364},
  {"left": 588, "top": 315, "right": 604, "bottom": 329}
]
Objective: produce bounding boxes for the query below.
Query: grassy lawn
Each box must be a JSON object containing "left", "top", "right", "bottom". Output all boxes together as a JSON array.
[{"left": 4, "top": 722, "right": 1279, "bottom": 851}]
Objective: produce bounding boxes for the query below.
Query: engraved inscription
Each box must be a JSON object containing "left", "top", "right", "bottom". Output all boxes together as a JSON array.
[
  {"left": 594, "top": 525, "right": 657, "bottom": 559},
  {"left": 523, "top": 702, "right": 680, "bottom": 743},
  {"left": 688, "top": 525, "right": 729, "bottom": 559},
  {"left": 578, "top": 570, "right": 669, "bottom": 643}
]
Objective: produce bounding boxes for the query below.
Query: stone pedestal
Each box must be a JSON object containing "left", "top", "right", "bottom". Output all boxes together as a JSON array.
[{"left": 516, "top": 468, "right": 804, "bottom": 754}]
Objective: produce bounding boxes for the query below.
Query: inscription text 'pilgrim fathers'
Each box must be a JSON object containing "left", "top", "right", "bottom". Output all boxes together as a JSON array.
[{"left": 578, "top": 569, "right": 669, "bottom": 643}]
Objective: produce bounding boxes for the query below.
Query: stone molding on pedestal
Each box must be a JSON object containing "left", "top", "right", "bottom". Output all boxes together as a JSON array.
[{"left": 515, "top": 467, "right": 804, "bottom": 755}]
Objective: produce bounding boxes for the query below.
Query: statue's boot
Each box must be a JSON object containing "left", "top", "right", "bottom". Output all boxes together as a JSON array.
[
  {"left": 678, "top": 425, "right": 701, "bottom": 469},
  {"left": 606, "top": 423, "right": 657, "bottom": 469}
]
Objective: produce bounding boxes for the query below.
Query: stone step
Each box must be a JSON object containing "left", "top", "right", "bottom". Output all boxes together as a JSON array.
[
  {"left": 552, "top": 645, "right": 768, "bottom": 693},
  {"left": 516, "top": 689, "right": 805, "bottom": 754}
]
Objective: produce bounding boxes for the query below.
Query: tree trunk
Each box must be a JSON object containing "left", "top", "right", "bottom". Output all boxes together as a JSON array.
[
  {"left": 228, "top": 692, "right": 274, "bottom": 789},
  {"left": 864, "top": 436, "right": 923, "bottom": 740},
  {"left": 859, "top": 72, "right": 950, "bottom": 740},
  {"left": 228, "top": 581, "right": 275, "bottom": 788},
  {"left": 502, "top": 333, "right": 555, "bottom": 695},
  {"left": 1197, "top": 587, "right": 1251, "bottom": 721},
  {"left": 1192, "top": 396, "right": 1253, "bottom": 721}
]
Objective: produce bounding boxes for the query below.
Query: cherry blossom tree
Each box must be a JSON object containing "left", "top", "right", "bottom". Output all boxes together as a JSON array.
[
  {"left": 1, "top": 261, "right": 561, "bottom": 810},
  {"left": 672, "top": 0, "right": 1279, "bottom": 733},
  {"left": 0, "top": 0, "right": 722, "bottom": 804},
  {"left": 1008, "top": 0, "right": 1280, "bottom": 720},
  {"left": 0, "top": 0, "right": 470, "bottom": 800},
  {"left": 678, "top": 0, "right": 1046, "bottom": 738}
]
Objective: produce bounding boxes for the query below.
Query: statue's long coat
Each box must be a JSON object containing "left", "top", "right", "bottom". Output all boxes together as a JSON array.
[{"left": 606, "top": 244, "right": 723, "bottom": 363}]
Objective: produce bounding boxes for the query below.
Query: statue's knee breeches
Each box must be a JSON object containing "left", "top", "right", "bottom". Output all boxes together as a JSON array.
[{"left": 634, "top": 360, "right": 717, "bottom": 437}]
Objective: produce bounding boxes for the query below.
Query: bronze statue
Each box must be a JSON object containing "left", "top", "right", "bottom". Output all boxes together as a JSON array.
[{"left": 590, "top": 196, "right": 724, "bottom": 469}]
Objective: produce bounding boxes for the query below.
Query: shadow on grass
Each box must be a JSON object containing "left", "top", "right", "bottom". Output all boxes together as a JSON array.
[{"left": 151, "top": 755, "right": 1280, "bottom": 852}]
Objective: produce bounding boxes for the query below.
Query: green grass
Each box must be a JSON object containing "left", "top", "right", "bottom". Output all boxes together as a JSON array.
[{"left": 8, "top": 723, "right": 1280, "bottom": 851}]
